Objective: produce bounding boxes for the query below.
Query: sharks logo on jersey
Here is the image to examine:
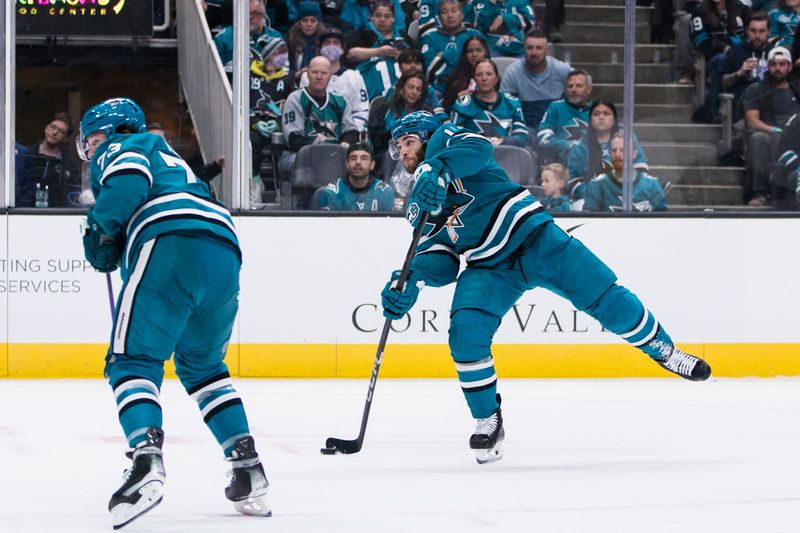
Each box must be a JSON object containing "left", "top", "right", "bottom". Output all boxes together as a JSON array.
[
  {"left": 425, "top": 177, "right": 475, "bottom": 243},
  {"left": 451, "top": 94, "right": 528, "bottom": 141},
  {"left": 563, "top": 117, "right": 587, "bottom": 141}
]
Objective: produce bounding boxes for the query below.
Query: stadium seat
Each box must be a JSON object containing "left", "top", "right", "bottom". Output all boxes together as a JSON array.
[
  {"left": 309, "top": 185, "right": 327, "bottom": 210},
  {"left": 492, "top": 57, "right": 518, "bottom": 78},
  {"left": 290, "top": 144, "right": 347, "bottom": 209},
  {"left": 493, "top": 145, "right": 537, "bottom": 185}
]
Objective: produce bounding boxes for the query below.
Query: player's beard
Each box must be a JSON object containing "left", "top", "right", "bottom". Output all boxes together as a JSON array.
[{"left": 402, "top": 143, "right": 425, "bottom": 173}]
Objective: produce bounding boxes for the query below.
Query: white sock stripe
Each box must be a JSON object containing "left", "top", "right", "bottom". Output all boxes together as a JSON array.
[
  {"left": 220, "top": 432, "right": 251, "bottom": 453},
  {"left": 190, "top": 378, "right": 235, "bottom": 401},
  {"left": 113, "top": 379, "right": 159, "bottom": 401},
  {"left": 125, "top": 426, "right": 151, "bottom": 443},
  {"left": 454, "top": 357, "right": 495, "bottom": 372},
  {"left": 630, "top": 320, "right": 660, "bottom": 347},
  {"left": 460, "top": 373, "right": 497, "bottom": 390},
  {"left": 200, "top": 391, "right": 241, "bottom": 418},
  {"left": 117, "top": 391, "right": 160, "bottom": 412},
  {"left": 621, "top": 309, "right": 651, "bottom": 340}
]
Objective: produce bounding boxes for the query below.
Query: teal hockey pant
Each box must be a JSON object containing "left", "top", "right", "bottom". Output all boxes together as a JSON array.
[
  {"left": 105, "top": 234, "right": 251, "bottom": 456},
  {"left": 449, "top": 221, "right": 673, "bottom": 419}
]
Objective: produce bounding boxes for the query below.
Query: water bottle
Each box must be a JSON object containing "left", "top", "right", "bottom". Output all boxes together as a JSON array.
[
  {"left": 749, "top": 52, "right": 759, "bottom": 81},
  {"left": 43, "top": 185, "right": 49, "bottom": 208},
  {"left": 34, "top": 183, "right": 45, "bottom": 208}
]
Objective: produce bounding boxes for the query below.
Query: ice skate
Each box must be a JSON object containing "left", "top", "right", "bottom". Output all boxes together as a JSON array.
[
  {"left": 109, "top": 427, "right": 166, "bottom": 530},
  {"left": 658, "top": 347, "right": 711, "bottom": 381},
  {"left": 469, "top": 395, "right": 505, "bottom": 464},
  {"left": 225, "top": 436, "right": 272, "bottom": 517}
]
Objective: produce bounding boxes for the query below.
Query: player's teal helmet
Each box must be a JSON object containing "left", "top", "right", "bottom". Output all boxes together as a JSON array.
[
  {"left": 389, "top": 111, "right": 442, "bottom": 160},
  {"left": 77, "top": 97, "right": 146, "bottom": 161}
]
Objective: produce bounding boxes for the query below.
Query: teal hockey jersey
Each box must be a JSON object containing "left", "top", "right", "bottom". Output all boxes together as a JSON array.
[
  {"left": 408, "top": 124, "right": 551, "bottom": 286},
  {"left": 318, "top": 176, "right": 395, "bottom": 211},
  {"left": 463, "top": 0, "right": 534, "bottom": 57},
  {"left": 420, "top": 26, "right": 483, "bottom": 93},
  {"left": 769, "top": 8, "right": 800, "bottom": 47},
  {"left": 582, "top": 171, "right": 667, "bottom": 212},
  {"left": 567, "top": 132, "right": 648, "bottom": 180},
  {"left": 89, "top": 132, "right": 239, "bottom": 279},
  {"left": 450, "top": 93, "right": 528, "bottom": 146},
  {"left": 536, "top": 99, "right": 591, "bottom": 159}
]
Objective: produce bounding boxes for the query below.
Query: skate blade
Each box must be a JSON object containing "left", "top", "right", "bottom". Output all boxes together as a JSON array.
[
  {"left": 233, "top": 493, "right": 272, "bottom": 517},
  {"left": 475, "top": 442, "right": 504, "bottom": 465},
  {"left": 111, "top": 481, "right": 164, "bottom": 530}
]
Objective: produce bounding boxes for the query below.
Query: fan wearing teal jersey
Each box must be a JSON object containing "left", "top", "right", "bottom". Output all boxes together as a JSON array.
[
  {"left": 536, "top": 69, "right": 593, "bottom": 164},
  {"left": 318, "top": 143, "right": 396, "bottom": 210},
  {"left": 450, "top": 59, "right": 529, "bottom": 147},
  {"left": 78, "top": 98, "right": 271, "bottom": 527},
  {"left": 583, "top": 133, "right": 667, "bottom": 212},
  {"left": 463, "top": 0, "right": 535, "bottom": 57},
  {"left": 419, "top": 0, "right": 483, "bottom": 95},
  {"left": 380, "top": 111, "right": 711, "bottom": 465}
]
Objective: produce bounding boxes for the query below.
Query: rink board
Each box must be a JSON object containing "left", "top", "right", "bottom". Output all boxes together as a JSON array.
[{"left": 2, "top": 214, "right": 800, "bottom": 377}]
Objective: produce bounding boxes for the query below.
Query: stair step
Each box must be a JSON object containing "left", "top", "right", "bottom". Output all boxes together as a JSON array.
[
  {"left": 571, "top": 62, "right": 673, "bottom": 84},
  {"left": 668, "top": 184, "right": 743, "bottom": 205},
  {"left": 565, "top": 5, "right": 651, "bottom": 24},
  {"left": 635, "top": 123, "right": 720, "bottom": 143},
  {"left": 561, "top": 22, "right": 651, "bottom": 44},
  {"left": 593, "top": 83, "right": 693, "bottom": 105},
  {"left": 634, "top": 104, "right": 694, "bottom": 123},
  {"left": 652, "top": 166, "right": 744, "bottom": 186},
  {"left": 641, "top": 143, "right": 719, "bottom": 166},
  {"left": 552, "top": 43, "right": 673, "bottom": 64}
]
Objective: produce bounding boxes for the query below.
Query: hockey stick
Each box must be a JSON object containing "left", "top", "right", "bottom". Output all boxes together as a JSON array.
[{"left": 321, "top": 211, "right": 430, "bottom": 455}]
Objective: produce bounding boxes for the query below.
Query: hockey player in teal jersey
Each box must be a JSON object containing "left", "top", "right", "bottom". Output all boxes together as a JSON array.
[
  {"left": 78, "top": 98, "right": 270, "bottom": 528},
  {"left": 450, "top": 59, "right": 529, "bottom": 147},
  {"left": 318, "top": 143, "right": 396, "bottom": 210},
  {"left": 583, "top": 133, "right": 667, "bottom": 212},
  {"left": 380, "top": 111, "right": 711, "bottom": 464},
  {"left": 420, "top": 0, "right": 483, "bottom": 95}
]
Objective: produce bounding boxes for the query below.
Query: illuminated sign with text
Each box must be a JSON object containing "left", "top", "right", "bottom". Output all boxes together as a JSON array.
[{"left": 16, "top": 0, "right": 154, "bottom": 37}]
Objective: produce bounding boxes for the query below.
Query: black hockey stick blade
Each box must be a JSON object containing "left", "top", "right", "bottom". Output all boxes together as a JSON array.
[{"left": 321, "top": 437, "right": 361, "bottom": 455}]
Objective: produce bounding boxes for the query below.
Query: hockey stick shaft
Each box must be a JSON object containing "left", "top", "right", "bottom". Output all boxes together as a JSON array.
[
  {"left": 105, "top": 272, "right": 116, "bottom": 318},
  {"left": 325, "top": 212, "right": 429, "bottom": 454}
]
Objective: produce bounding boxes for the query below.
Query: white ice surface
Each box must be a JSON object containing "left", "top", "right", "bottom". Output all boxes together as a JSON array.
[{"left": 1, "top": 378, "right": 798, "bottom": 533}]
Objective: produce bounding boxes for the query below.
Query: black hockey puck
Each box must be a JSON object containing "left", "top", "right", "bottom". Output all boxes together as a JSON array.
[{"left": 320, "top": 446, "right": 338, "bottom": 455}]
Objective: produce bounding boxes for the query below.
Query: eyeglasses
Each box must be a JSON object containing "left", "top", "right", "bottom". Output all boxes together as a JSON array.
[
  {"left": 249, "top": 11, "right": 266, "bottom": 18},
  {"left": 46, "top": 123, "right": 68, "bottom": 136}
]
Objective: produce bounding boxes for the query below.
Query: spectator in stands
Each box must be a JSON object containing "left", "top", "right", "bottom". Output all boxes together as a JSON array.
[
  {"left": 24, "top": 111, "right": 80, "bottom": 208},
  {"left": 774, "top": 112, "right": 800, "bottom": 205},
  {"left": 345, "top": 0, "right": 412, "bottom": 100},
  {"left": 279, "top": 56, "right": 359, "bottom": 179},
  {"left": 300, "top": 28, "right": 370, "bottom": 132},
  {"left": 688, "top": 0, "right": 750, "bottom": 120},
  {"left": 15, "top": 143, "right": 34, "bottom": 207},
  {"left": 339, "top": 0, "right": 407, "bottom": 34},
  {"left": 499, "top": 30, "right": 571, "bottom": 130},
  {"left": 769, "top": 0, "right": 800, "bottom": 47},
  {"left": 717, "top": 12, "right": 773, "bottom": 122},
  {"left": 567, "top": 99, "right": 648, "bottom": 184},
  {"left": 318, "top": 143, "right": 396, "bottom": 210},
  {"left": 583, "top": 132, "right": 667, "bottom": 212},
  {"left": 463, "top": 0, "right": 534, "bottom": 57},
  {"left": 741, "top": 46, "right": 800, "bottom": 205},
  {"left": 213, "top": 0, "right": 283, "bottom": 73},
  {"left": 369, "top": 69, "right": 434, "bottom": 160},
  {"left": 388, "top": 48, "right": 446, "bottom": 118},
  {"left": 539, "top": 162, "right": 571, "bottom": 212},
  {"left": 450, "top": 59, "right": 528, "bottom": 146},
  {"left": 420, "top": 0, "right": 483, "bottom": 95},
  {"left": 537, "top": 69, "right": 593, "bottom": 164},
  {"left": 287, "top": 1, "right": 327, "bottom": 80},
  {"left": 254, "top": 36, "right": 295, "bottom": 107},
  {"left": 441, "top": 35, "right": 489, "bottom": 112}
]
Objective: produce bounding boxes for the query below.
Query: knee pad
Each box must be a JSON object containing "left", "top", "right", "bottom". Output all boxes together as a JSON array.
[{"left": 449, "top": 308, "right": 499, "bottom": 362}]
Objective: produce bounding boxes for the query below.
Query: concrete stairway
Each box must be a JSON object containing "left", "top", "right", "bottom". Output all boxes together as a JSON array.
[{"left": 546, "top": 1, "right": 745, "bottom": 209}]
